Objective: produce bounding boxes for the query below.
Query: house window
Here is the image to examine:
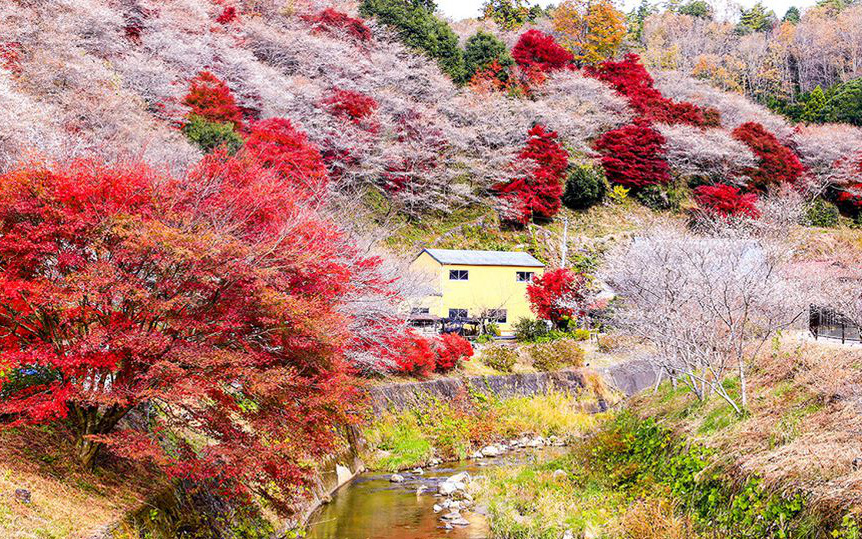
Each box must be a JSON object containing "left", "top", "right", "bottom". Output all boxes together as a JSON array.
[
  {"left": 411, "top": 307, "right": 430, "bottom": 315},
  {"left": 516, "top": 271, "right": 534, "bottom": 282},
  {"left": 488, "top": 309, "right": 507, "bottom": 324},
  {"left": 449, "top": 269, "right": 469, "bottom": 281},
  {"left": 449, "top": 309, "right": 468, "bottom": 320}
]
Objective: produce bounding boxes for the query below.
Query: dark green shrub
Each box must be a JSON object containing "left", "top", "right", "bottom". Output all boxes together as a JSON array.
[
  {"left": 464, "top": 30, "right": 514, "bottom": 80},
  {"left": 561, "top": 164, "right": 607, "bottom": 210},
  {"left": 634, "top": 182, "right": 685, "bottom": 212},
  {"left": 805, "top": 198, "right": 840, "bottom": 227},
  {"left": 481, "top": 344, "right": 518, "bottom": 372},
  {"left": 360, "top": 0, "right": 467, "bottom": 83},
  {"left": 513, "top": 317, "right": 549, "bottom": 342},
  {"left": 821, "top": 78, "right": 862, "bottom": 126},
  {"left": 525, "top": 340, "right": 585, "bottom": 371},
  {"left": 182, "top": 115, "right": 244, "bottom": 154}
]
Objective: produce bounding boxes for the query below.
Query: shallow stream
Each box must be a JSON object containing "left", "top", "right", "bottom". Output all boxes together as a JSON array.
[{"left": 305, "top": 446, "right": 566, "bottom": 539}]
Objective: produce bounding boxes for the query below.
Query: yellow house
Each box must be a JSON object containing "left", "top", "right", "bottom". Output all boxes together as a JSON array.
[{"left": 410, "top": 249, "right": 545, "bottom": 336}]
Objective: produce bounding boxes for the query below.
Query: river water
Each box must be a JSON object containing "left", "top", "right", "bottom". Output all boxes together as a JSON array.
[{"left": 305, "top": 447, "right": 566, "bottom": 539}]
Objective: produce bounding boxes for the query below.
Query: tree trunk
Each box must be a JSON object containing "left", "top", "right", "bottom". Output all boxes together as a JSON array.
[{"left": 75, "top": 436, "right": 102, "bottom": 469}]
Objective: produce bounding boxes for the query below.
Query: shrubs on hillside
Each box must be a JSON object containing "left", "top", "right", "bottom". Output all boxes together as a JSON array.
[
  {"left": 562, "top": 163, "right": 607, "bottom": 210},
  {"left": 182, "top": 115, "right": 244, "bottom": 154},
  {"left": 805, "top": 198, "right": 840, "bottom": 227},
  {"left": 464, "top": 31, "right": 514, "bottom": 82},
  {"left": 183, "top": 71, "right": 243, "bottom": 130},
  {"left": 360, "top": 0, "right": 467, "bottom": 82},
  {"left": 586, "top": 54, "right": 718, "bottom": 127},
  {"left": 593, "top": 120, "right": 672, "bottom": 189},
  {"left": 303, "top": 8, "right": 372, "bottom": 42},
  {"left": 731, "top": 122, "right": 803, "bottom": 189},
  {"left": 481, "top": 344, "right": 519, "bottom": 373},
  {"left": 322, "top": 88, "right": 378, "bottom": 124},
  {"left": 693, "top": 183, "right": 760, "bottom": 218},
  {"left": 526, "top": 340, "right": 585, "bottom": 371},
  {"left": 496, "top": 124, "right": 569, "bottom": 225},
  {"left": 242, "top": 118, "right": 330, "bottom": 196}
]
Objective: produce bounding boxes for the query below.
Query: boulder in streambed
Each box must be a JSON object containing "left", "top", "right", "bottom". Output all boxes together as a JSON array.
[
  {"left": 480, "top": 445, "right": 501, "bottom": 457},
  {"left": 390, "top": 474, "right": 404, "bottom": 483}
]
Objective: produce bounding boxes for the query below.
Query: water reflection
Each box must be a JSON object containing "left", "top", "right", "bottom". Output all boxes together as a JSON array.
[{"left": 306, "top": 448, "right": 565, "bottom": 539}]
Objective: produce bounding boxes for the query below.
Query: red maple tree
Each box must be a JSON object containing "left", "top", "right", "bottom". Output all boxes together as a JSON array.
[
  {"left": 731, "top": 122, "right": 803, "bottom": 189},
  {"left": 182, "top": 71, "right": 244, "bottom": 129},
  {"left": 527, "top": 269, "right": 589, "bottom": 327},
  {"left": 0, "top": 123, "right": 395, "bottom": 507},
  {"left": 593, "top": 119, "right": 671, "bottom": 189},
  {"left": 241, "top": 117, "right": 330, "bottom": 197},
  {"left": 435, "top": 333, "right": 474, "bottom": 372},
  {"left": 512, "top": 30, "right": 574, "bottom": 74},
  {"left": 586, "top": 54, "right": 719, "bottom": 127},
  {"left": 322, "top": 88, "right": 379, "bottom": 124},
  {"left": 693, "top": 183, "right": 760, "bottom": 218},
  {"left": 303, "top": 8, "right": 372, "bottom": 42},
  {"left": 496, "top": 124, "right": 569, "bottom": 225}
]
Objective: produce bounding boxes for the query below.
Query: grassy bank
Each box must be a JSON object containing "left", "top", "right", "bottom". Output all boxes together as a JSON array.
[
  {"left": 471, "top": 338, "right": 862, "bottom": 538},
  {"left": 362, "top": 375, "right": 616, "bottom": 472}
]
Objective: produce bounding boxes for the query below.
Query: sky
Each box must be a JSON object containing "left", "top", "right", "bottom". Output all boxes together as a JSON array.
[{"left": 436, "top": 0, "right": 818, "bottom": 21}]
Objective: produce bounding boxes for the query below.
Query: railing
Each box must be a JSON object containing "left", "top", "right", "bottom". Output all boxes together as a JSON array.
[{"left": 810, "top": 305, "right": 862, "bottom": 344}]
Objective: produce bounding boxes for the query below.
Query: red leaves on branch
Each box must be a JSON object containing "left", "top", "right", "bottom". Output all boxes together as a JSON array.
[
  {"left": 322, "top": 88, "right": 378, "bottom": 124},
  {"left": 391, "top": 331, "right": 473, "bottom": 376},
  {"left": 586, "top": 54, "right": 719, "bottom": 127},
  {"left": 391, "top": 330, "right": 437, "bottom": 376},
  {"left": 832, "top": 153, "right": 862, "bottom": 209},
  {"left": 303, "top": 8, "right": 372, "bottom": 42},
  {"left": 512, "top": 30, "right": 574, "bottom": 75},
  {"left": 593, "top": 119, "right": 671, "bottom": 189},
  {"left": 496, "top": 124, "right": 569, "bottom": 225},
  {"left": 731, "top": 122, "right": 803, "bottom": 189},
  {"left": 242, "top": 117, "right": 330, "bottom": 197},
  {"left": 693, "top": 183, "right": 760, "bottom": 218},
  {"left": 435, "top": 333, "right": 474, "bottom": 372},
  {"left": 0, "top": 42, "right": 23, "bottom": 75},
  {"left": 216, "top": 6, "right": 238, "bottom": 24},
  {"left": 182, "top": 71, "right": 243, "bottom": 129},
  {"left": 527, "top": 269, "right": 589, "bottom": 327}
]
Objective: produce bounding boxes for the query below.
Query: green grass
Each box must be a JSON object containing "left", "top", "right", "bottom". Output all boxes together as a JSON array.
[{"left": 362, "top": 390, "right": 604, "bottom": 471}]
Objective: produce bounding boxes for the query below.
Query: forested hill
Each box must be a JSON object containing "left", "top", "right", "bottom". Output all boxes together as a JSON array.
[
  {"left": 4, "top": 0, "right": 862, "bottom": 535},
  {"left": 2, "top": 0, "right": 862, "bottom": 233}
]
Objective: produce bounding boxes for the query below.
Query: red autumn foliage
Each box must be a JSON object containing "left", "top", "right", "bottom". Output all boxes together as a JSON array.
[
  {"left": 303, "top": 8, "right": 372, "bottom": 42},
  {"left": 731, "top": 122, "right": 804, "bottom": 189},
  {"left": 527, "top": 269, "right": 590, "bottom": 327},
  {"left": 435, "top": 333, "right": 474, "bottom": 372},
  {"left": 391, "top": 330, "right": 437, "bottom": 376},
  {"left": 182, "top": 71, "right": 244, "bottom": 129},
  {"left": 512, "top": 30, "right": 574, "bottom": 74},
  {"left": 496, "top": 124, "right": 569, "bottom": 225},
  {"left": 390, "top": 331, "right": 473, "bottom": 376},
  {"left": 593, "top": 119, "right": 672, "bottom": 189},
  {"left": 216, "top": 6, "right": 238, "bottom": 24},
  {"left": 586, "top": 54, "right": 718, "bottom": 127},
  {"left": 832, "top": 154, "right": 862, "bottom": 210},
  {"left": 322, "top": 88, "right": 378, "bottom": 124},
  {"left": 241, "top": 117, "right": 330, "bottom": 197},
  {"left": 0, "top": 142, "right": 390, "bottom": 507},
  {"left": 693, "top": 183, "right": 760, "bottom": 218},
  {"left": 0, "top": 42, "right": 22, "bottom": 74}
]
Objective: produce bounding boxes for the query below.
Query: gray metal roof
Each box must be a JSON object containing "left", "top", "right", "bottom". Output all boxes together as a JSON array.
[{"left": 420, "top": 248, "right": 544, "bottom": 267}]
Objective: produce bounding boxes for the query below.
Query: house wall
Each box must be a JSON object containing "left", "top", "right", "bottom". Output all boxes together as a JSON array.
[{"left": 410, "top": 252, "right": 543, "bottom": 335}]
